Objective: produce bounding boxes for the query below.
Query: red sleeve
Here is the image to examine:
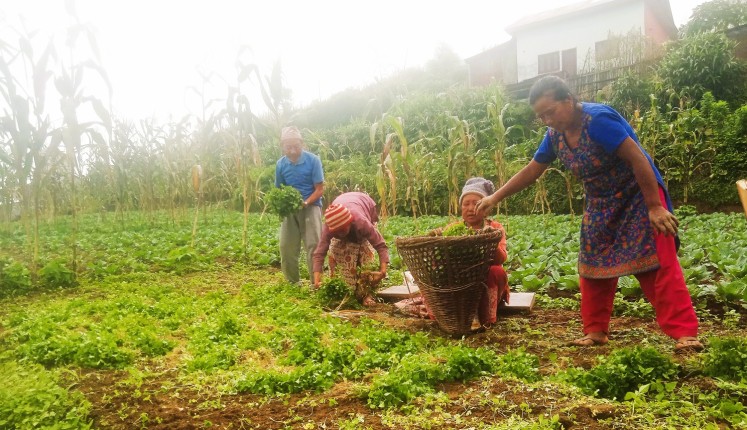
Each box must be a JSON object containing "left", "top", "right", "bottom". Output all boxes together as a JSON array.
[{"left": 488, "top": 220, "right": 507, "bottom": 265}]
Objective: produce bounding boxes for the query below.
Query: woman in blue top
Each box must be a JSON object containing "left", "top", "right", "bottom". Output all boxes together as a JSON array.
[{"left": 476, "top": 76, "right": 702, "bottom": 352}]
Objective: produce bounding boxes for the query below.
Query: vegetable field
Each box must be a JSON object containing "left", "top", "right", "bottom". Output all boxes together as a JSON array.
[{"left": 1, "top": 210, "right": 746, "bottom": 429}]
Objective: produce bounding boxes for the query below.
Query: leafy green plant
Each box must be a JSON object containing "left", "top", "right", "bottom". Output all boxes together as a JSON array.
[
  {"left": 442, "top": 222, "right": 471, "bottom": 236},
  {"left": 284, "top": 323, "right": 325, "bottom": 365},
  {"left": 613, "top": 296, "right": 655, "bottom": 319},
  {"left": 366, "top": 345, "right": 498, "bottom": 409},
  {"left": 441, "top": 345, "right": 497, "bottom": 381},
  {"left": 186, "top": 308, "right": 244, "bottom": 371},
  {"left": 235, "top": 362, "right": 336, "bottom": 395},
  {"left": 494, "top": 348, "right": 541, "bottom": 382},
  {"left": 702, "top": 337, "right": 747, "bottom": 381},
  {"left": 0, "top": 361, "right": 93, "bottom": 429},
  {"left": 366, "top": 355, "right": 445, "bottom": 408},
  {"left": 73, "top": 327, "right": 134, "bottom": 369},
  {"left": 316, "top": 277, "right": 352, "bottom": 308},
  {"left": 715, "top": 279, "right": 747, "bottom": 303},
  {"left": 264, "top": 185, "right": 303, "bottom": 218},
  {"left": 0, "top": 259, "right": 31, "bottom": 297},
  {"left": 127, "top": 325, "right": 175, "bottom": 357},
  {"left": 568, "top": 346, "right": 679, "bottom": 400},
  {"left": 38, "top": 259, "right": 77, "bottom": 289},
  {"left": 674, "top": 204, "right": 698, "bottom": 219}
]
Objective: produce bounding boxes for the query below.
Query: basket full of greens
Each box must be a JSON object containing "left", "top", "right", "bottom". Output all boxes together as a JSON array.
[{"left": 395, "top": 227, "right": 502, "bottom": 335}]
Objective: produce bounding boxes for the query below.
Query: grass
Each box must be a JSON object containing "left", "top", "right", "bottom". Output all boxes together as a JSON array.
[{"left": 0, "top": 209, "right": 746, "bottom": 428}]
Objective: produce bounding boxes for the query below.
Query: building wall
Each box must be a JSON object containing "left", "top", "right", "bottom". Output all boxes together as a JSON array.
[
  {"left": 644, "top": 2, "right": 674, "bottom": 45},
  {"left": 727, "top": 26, "right": 747, "bottom": 60},
  {"left": 465, "top": 40, "right": 518, "bottom": 86},
  {"left": 513, "top": 1, "right": 645, "bottom": 82}
]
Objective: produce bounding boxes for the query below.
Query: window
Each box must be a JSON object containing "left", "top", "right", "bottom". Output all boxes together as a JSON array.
[
  {"left": 595, "top": 39, "right": 620, "bottom": 61},
  {"left": 538, "top": 52, "right": 560, "bottom": 74}
]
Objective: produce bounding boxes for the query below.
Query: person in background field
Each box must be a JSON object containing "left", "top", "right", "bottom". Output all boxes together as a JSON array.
[
  {"left": 476, "top": 75, "right": 703, "bottom": 352},
  {"left": 312, "top": 192, "right": 389, "bottom": 306},
  {"left": 275, "top": 126, "right": 325, "bottom": 284},
  {"left": 430, "top": 177, "right": 509, "bottom": 328}
]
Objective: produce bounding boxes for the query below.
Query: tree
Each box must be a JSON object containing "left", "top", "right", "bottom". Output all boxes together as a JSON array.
[
  {"left": 424, "top": 44, "right": 467, "bottom": 89},
  {"left": 682, "top": 0, "right": 747, "bottom": 36}
]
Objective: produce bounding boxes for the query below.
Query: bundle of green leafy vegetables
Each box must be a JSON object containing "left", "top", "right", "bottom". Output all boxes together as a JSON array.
[
  {"left": 265, "top": 185, "right": 304, "bottom": 218},
  {"left": 442, "top": 222, "right": 473, "bottom": 236},
  {"left": 317, "top": 277, "right": 352, "bottom": 308}
]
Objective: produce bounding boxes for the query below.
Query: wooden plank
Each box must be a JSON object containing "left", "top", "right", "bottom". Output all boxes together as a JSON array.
[
  {"left": 737, "top": 179, "right": 747, "bottom": 219},
  {"left": 377, "top": 271, "right": 420, "bottom": 301},
  {"left": 377, "top": 283, "right": 420, "bottom": 300},
  {"left": 499, "top": 292, "right": 536, "bottom": 312}
]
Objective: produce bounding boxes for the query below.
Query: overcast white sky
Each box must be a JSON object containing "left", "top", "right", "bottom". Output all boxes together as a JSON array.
[{"left": 1, "top": 0, "right": 708, "bottom": 121}]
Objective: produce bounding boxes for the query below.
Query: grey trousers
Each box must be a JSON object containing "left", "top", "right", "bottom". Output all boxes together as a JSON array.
[{"left": 279, "top": 205, "right": 322, "bottom": 283}]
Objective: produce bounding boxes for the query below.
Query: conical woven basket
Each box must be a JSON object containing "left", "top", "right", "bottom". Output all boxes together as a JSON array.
[{"left": 395, "top": 229, "right": 503, "bottom": 335}]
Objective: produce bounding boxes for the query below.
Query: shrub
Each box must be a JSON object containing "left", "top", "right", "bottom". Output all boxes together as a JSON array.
[
  {"left": 657, "top": 32, "right": 747, "bottom": 106},
  {"left": 0, "top": 258, "right": 31, "bottom": 297},
  {"left": 39, "top": 259, "right": 77, "bottom": 289}
]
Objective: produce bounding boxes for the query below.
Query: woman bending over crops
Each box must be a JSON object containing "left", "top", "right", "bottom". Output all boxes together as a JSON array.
[
  {"left": 429, "top": 177, "right": 510, "bottom": 328},
  {"left": 312, "top": 192, "right": 389, "bottom": 306},
  {"left": 475, "top": 76, "right": 703, "bottom": 352}
]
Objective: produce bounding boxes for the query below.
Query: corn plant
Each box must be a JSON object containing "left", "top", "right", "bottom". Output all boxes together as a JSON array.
[
  {"left": 543, "top": 167, "right": 576, "bottom": 216},
  {"left": 0, "top": 28, "right": 57, "bottom": 272},
  {"left": 383, "top": 115, "right": 421, "bottom": 217},
  {"left": 244, "top": 59, "right": 295, "bottom": 148},
  {"left": 229, "top": 52, "right": 264, "bottom": 249},
  {"left": 133, "top": 119, "right": 163, "bottom": 222},
  {"left": 379, "top": 134, "right": 397, "bottom": 217},
  {"left": 487, "top": 98, "right": 519, "bottom": 216},
  {"left": 446, "top": 116, "right": 476, "bottom": 216},
  {"left": 370, "top": 118, "right": 397, "bottom": 218},
  {"left": 657, "top": 102, "right": 715, "bottom": 203},
  {"left": 633, "top": 93, "right": 669, "bottom": 162},
  {"left": 191, "top": 163, "right": 202, "bottom": 247}
]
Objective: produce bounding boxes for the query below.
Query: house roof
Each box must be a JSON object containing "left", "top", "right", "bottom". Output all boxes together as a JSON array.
[{"left": 505, "top": 0, "right": 675, "bottom": 35}]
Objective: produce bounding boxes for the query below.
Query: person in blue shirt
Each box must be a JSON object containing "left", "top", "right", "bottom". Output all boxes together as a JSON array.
[{"left": 275, "top": 126, "right": 325, "bottom": 284}]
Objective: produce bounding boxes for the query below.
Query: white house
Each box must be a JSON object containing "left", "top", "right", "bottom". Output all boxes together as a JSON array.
[{"left": 466, "top": 0, "right": 677, "bottom": 88}]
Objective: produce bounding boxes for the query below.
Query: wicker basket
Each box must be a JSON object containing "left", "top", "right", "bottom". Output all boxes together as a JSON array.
[{"left": 395, "top": 229, "right": 503, "bottom": 335}]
